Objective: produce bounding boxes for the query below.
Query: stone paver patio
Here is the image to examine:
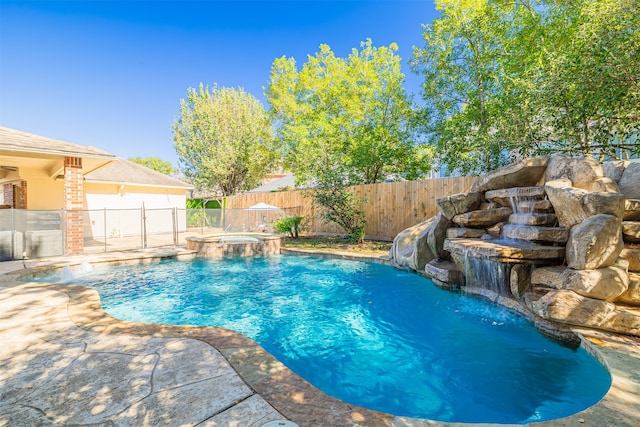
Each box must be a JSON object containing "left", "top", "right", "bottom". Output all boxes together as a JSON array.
[
  {"left": 0, "top": 281, "right": 286, "bottom": 426},
  {"left": 1, "top": 248, "right": 639, "bottom": 426}
]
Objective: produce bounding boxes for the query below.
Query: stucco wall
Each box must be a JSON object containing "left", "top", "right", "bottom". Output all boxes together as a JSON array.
[
  {"left": 16, "top": 174, "right": 188, "bottom": 212},
  {"left": 83, "top": 183, "right": 186, "bottom": 210},
  {"left": 20, "top": 168, "right": 65, "bottom": 210},
  {"left": 2, "top": 172, "right": 188, "bottom": 239},
  {"left": 83, "top": 183, "right": 187, "bottom": 238}
]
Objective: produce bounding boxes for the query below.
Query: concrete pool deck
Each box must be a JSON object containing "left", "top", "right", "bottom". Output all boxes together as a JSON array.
[{"left": 1, "top": 248, "right": 639, "bottom": 426}]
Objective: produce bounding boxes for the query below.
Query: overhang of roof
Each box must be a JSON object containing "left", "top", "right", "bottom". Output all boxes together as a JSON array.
[
  {"left": 0, "top": 126, "right": 115, "bottom": 178},
  {"left": 84, "top": 158, "right": 193, "bottom": 189}
]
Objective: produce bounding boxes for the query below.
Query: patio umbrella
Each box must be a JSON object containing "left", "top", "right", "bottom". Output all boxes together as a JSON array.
[{"left": 247, "top": 202, "right": 280, "bottom": 210}]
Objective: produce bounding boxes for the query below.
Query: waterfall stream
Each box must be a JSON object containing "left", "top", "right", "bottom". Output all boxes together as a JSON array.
[{"left": 461, "top": 249, "right": 511, "bottom": 296}]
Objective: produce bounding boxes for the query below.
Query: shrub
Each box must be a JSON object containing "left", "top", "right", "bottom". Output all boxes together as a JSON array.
[
  {"left": 274, "top": 216, "right": 304, "bottom": 238},
  {"left": 313, "top": 185, "right": 367, "bottom": 243}
]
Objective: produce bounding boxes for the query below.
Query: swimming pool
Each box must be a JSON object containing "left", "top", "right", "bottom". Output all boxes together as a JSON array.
[{"left": 41, "top": 254, "right": 611, "bottom": 423}]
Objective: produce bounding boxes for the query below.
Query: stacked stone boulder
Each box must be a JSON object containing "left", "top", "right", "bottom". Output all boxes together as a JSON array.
[{"left": 389, "top": 154, "right": 640, "bottom": 337}]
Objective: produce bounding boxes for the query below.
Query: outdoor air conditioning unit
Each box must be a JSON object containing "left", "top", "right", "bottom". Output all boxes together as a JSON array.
[
  {"left": 0, "top": 230, "right": 23, "bottom": 261},
  {"left": 25, "top": 230, "right": 64, "bottom": 258}
]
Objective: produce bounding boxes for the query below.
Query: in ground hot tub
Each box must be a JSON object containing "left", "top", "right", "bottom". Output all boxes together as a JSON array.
[{"left": 185, "top": 233, "right": 285, "bottom": 258}]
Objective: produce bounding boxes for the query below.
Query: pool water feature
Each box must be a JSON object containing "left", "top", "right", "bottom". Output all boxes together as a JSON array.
[
  {"left": 219, "top": 236, "right": 261, "bottom": 243},
  {"left": 185, "top": 233, "right": 284, "bottom": 257},
  {"left": 37, "top": 255, "right": 611, "bottom": 423}
]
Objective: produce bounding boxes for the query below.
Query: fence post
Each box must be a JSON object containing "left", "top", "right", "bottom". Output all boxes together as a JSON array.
[
  {"left": 61, "top": 208, "right": 67, "bottom": 255},
  {"left": 103, "top": 208, "right": 107, "bottom": 252},
  {"left": 172, "top": 207, "right": 178, "bottom": 246},
  {"left": 201, "top": 204, "right": 205, "bottom": 235},
  {"left": 141, "top": 203, "right": 147, "bottom": 249},
  {"left": 11, "top": 208, "right": 15, "bottom": 260}
]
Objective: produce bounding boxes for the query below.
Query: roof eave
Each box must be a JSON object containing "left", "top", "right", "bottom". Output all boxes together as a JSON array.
[
  {"left": 84, "top": 179, "right": 193, "bottom": 190},
  {"left": 1, "top": 146, "right": 116, "bottom": 160}
]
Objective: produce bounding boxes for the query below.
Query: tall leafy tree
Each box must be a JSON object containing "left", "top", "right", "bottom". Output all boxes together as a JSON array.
[
  {"left": 412, "top": 0, "right": 640, "bottom": 174},
  {"left": 534, "top": 0, "right": 640, "bottom": 160},
  {"left": 412, "top": 0, "right": 511, "bottom": 175},
  {"left": 267, "top": 39, "right": 433, "bottom": 186},
  {"left": 172, "top": 84, "right": 277, "bottom": 197},
  {"left": 129, "top": 157, "right": 175, "bottom": 175},
  {"left": 267, "top": 40, "right": 431, "bottom": 241}
]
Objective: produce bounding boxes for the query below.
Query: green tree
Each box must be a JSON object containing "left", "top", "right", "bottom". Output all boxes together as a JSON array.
[
  {"left": 305, "top": 164, "right": 368, "bottom": 243},
  {"left": 267, "top": 39, "right": 433, "bottom": 186},
  {"left": 412, "top": 0, "right": 640, "bottom": 174},
  {"left": 129, "top": 157, "right": 175, "bottom": 175},
  {"left": 172, "top": 84, "right": 277, "bottom": 197},
  {"left": 532, "top": 0, "right": 640, "bottom": 160},
  {"left": 411, "top": 0, "right": 523, "bottom": 175}
]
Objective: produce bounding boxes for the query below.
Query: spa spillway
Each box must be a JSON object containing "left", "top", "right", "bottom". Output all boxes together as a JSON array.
[{"left": 185, "top": 233, "right": 285, "bottom": 258}]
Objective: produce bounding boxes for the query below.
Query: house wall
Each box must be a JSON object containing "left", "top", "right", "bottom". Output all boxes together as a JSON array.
[
  {"left": 19, "top": 168, "right": 64, "bottom": 210},
  {"left": 83, "top": 183, "right": 186, "bottom": 209},
  {"left": 2, "top": 168, "right": 189, "bottom": 244},
  {"left": 83, "top": 183, "right": 187, "bottom": 238},
  {"left": 4, "top": 172, "right": 188, "bottom": 212}
]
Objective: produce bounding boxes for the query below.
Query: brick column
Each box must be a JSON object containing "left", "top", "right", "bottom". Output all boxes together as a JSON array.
[
  {"left": 3, "top": 184, "right": 13, "bottom": 207},
  {"left": 18, "top": 182, "right": 27, "bottom": 209},
  {"left": 64, "top": 157, "right": 84, "bottom": 254}
]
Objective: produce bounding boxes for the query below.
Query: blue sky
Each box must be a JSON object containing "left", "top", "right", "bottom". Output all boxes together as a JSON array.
[{"left": 0, "top": 1, "right": 438, "bottom": 167}]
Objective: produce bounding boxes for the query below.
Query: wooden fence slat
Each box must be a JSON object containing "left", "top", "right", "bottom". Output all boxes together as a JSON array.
[{"left": 225, "top": 176, "right": 477, "bottom": 241}]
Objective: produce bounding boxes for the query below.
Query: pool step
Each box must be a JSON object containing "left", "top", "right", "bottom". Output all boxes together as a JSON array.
[{"left": 425, "top": 259, "right": 463, "bottom": 289}]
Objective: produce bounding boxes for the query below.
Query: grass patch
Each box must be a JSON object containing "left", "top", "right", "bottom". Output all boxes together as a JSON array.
[{"left": 283, "top": 235, "right": 392, "bottom": 256}]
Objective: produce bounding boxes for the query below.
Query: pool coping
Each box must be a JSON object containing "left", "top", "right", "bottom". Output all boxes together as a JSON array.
[{"left": 1, "top": 248, "right": 639, "bottom": 426}]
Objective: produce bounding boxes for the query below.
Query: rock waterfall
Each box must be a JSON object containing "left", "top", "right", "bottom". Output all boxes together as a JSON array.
[{"left": 390, "top": 154, "right": 640, "bottom": 338}]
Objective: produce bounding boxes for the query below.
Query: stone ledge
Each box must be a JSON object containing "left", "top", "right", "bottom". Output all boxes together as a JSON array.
[
  {"left": 508, "top": 213, "right": 557, "bottom": 226},
  {"left": 452, "top": 207, "right": 513, "bottom": 227},
  {"left": 485, "top": 186, "right": 546, "bottom": 206},
  {"left": 623, "top": 221, "right": 640, "bottom": 244},
  {"left": 503, "top": 223, "right": 569, "bottom": 243},
  {"left": 624, "top": 199, "right": 640, "bottom": 220},
  {"left": 621, "top": 247, "right": 640, "bottom": 272},
  {"left": 444, "top": 238, "right": 565, "bottom": 262},
  {"left": 446, "top": 227, "right": 486, "bottom": 239},
  {"left": 424, "top": 259, "right": 463, "bottom": 285},
  {"left": 532, "top": 265, "right": 629, "bottom": 301},
  {"left": 526, "top": 290, "right": 640, "bottom": 336}
]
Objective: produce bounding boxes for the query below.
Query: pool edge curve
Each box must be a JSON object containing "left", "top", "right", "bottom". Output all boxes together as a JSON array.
[{"left": 2, "top": 249, "right": 639, "bottom": 426}]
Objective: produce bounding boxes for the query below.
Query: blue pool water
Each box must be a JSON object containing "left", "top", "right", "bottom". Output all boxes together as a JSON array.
[{"left": 40, "top": 255, "right": 611, "bottom": 423}]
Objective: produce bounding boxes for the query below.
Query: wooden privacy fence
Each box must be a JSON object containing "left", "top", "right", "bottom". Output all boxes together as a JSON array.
[{"left": 225, "top": 176, "right": 477, "bottom": 241}]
